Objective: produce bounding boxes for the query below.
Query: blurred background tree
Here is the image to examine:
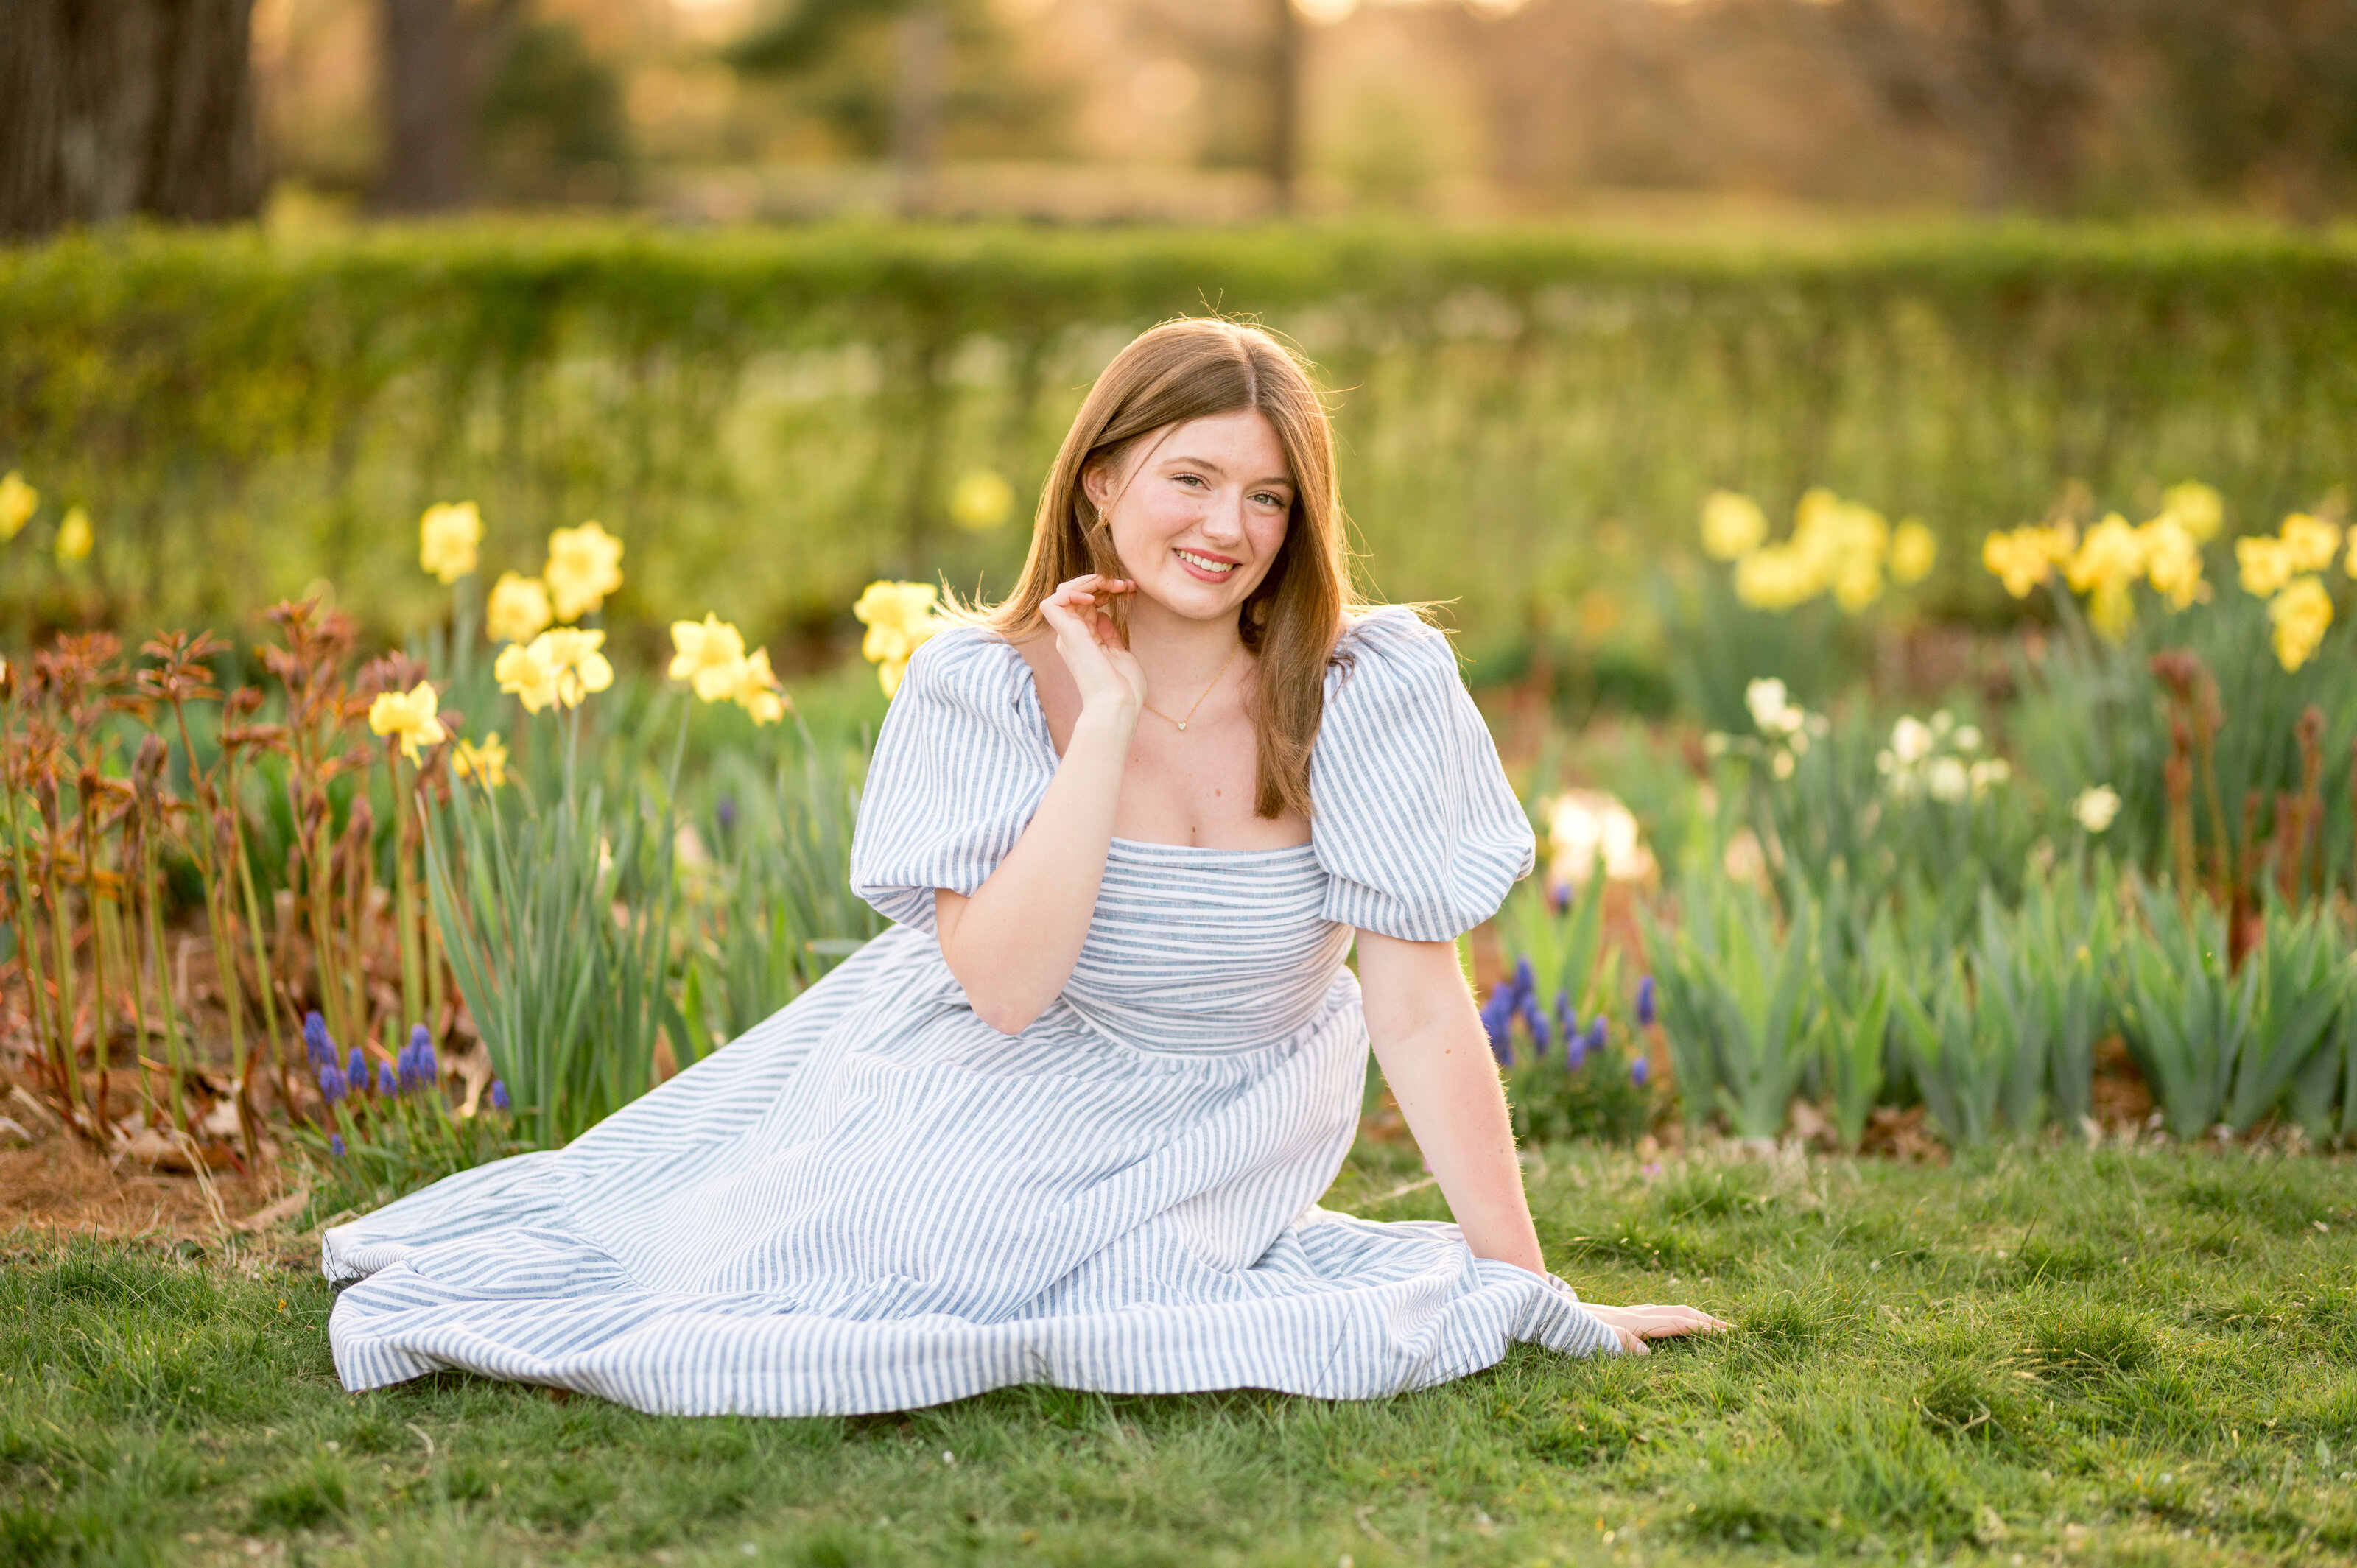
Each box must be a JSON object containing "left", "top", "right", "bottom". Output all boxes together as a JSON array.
[
  {"left": 1, "top": 0, "right": 264, "bottom": 239},
  {"left": 225, "top": 0, "right": 2357, "bottom": 222},
  {"left": 0, "top": 0, "right": 2345, "bottom": 228}
]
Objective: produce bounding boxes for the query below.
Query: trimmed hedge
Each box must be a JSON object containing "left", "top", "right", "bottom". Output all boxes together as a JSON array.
[{"left": 4, "top": 219, "right": 2356, "bottom": 655}]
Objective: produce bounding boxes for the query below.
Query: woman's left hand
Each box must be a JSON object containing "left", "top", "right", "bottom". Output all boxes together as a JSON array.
[{"left": 1584, "top": 1302, "right": 1732, "bottom": 1356}]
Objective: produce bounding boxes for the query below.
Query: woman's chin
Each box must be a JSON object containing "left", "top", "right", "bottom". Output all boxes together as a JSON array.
[{"left": 1135, "top": 574, "right": 1246, "bottom": 623}]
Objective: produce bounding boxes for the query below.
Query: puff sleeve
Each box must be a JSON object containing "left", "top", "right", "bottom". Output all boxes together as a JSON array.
[
  {"left": 1310, "top": 607, "right": 1536, "bottom": 941},
  {"left": 847, "top": 627, "right": 1056, "bottom": 932}
]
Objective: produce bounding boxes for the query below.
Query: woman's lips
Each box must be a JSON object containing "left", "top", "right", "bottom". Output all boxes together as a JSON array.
[{"left": 1174, "top": 547, "right": 1238, "bottom": 583}]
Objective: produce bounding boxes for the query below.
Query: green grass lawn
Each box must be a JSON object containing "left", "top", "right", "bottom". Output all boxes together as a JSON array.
[{"left": 6, "top": 1142, "right": 2353, "bottom": 1567}]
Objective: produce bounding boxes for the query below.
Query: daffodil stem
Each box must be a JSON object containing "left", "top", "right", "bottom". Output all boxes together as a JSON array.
[{"left": 392, "top": 746, "right": 424, "bottom": 1033}]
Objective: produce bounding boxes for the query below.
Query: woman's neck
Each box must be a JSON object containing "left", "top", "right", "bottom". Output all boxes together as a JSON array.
[{"left": 1123, "top": 594, "right": 1245, "bottom": 692}]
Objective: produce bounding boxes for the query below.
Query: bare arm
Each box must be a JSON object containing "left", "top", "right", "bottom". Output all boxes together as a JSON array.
[
  {"left": 1357, "top": 931, "right": 1730, "bottom": 1354},
  {"left": 935, "top": 576, "right": 1144, "bottom": 1035},
  {"left": 1356, "top": 931, "right": 1545, "bottom": 1272}
]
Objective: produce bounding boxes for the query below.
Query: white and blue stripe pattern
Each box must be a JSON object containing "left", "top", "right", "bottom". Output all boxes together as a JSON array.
[{"left": 323, "top": 607, "right": 1617, "bottom": 1415}]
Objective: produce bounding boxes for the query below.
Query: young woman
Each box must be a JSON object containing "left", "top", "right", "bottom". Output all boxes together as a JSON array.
[{"left": 323, "top": 318, "right": 1726, "bottom": 1414}]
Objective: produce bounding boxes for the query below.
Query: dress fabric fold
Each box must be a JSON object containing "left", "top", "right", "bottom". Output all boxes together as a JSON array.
[{"left": 324, "top": 608, "right": 1620, "bottom": 1416}]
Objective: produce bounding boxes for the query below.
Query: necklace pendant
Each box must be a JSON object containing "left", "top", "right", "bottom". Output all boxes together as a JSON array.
[{"left": 1176, "top": 721, "right": 1187, "bottom": 731}]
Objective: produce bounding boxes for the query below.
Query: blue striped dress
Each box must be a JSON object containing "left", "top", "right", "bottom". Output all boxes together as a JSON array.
[{"left": 322, "top": 606, "right": 1620, "bottom": 1414}]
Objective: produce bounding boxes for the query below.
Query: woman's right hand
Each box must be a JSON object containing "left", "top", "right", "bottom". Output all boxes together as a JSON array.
[
  {"left": 1037, "top": 574, "right": 1148, "bottom": 722},
  {"left": 1585, "top": 1302, "right": 1732, "bottom": 1356}
]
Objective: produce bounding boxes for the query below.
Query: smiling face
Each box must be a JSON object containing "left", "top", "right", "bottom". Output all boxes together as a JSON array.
[{"left": 1085, "top": 409, "right": 1295, "bottom": 628}]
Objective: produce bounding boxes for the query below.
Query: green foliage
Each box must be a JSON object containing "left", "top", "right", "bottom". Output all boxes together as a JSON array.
[
  {"left": 2000, "top": 855, "right": 2117, "bottom": 1131},
  {"left": 1486, "top": 872, "right": 1655, "bottom": 1145},
  {"left": 2229, "top": 900, "right": 2353, "bottom": 1135},
  {"left": 676, "top": 723, "right": 884, "bottom": 1055},
  {"left": 477, "top": 19, "right": 632, "bottom": 204},
  {"left": 1891, "top": 954, "right": 2011, "bottom": 1150},
  {"left": 11, "top": 1147, "right": 2357, "bottom": 1564},
  {"left": 298, "top": 1097, "right": 524, "bottom": 1224},
  {"left": 1506, "top": 1038, "right": 1655, "bottom": 1147},
  {"left": 1646, "top": 873, "right": 1814, "bottom": 1139},
  {"left": 2112, "top": 886, "right": 2261, "bottom": 1140},
  {"left": 8, "top": 222, "right": 2357, "bottom": 651},
  {"left": 1492, "top": 862, "right": 1614, "bottom": 1025},
  {"left": 1814, "top": 971, "right": 1890, "bottom": 1151},
  {"left": 425, "top": 708, "right": 684, "bottom": 1148}
]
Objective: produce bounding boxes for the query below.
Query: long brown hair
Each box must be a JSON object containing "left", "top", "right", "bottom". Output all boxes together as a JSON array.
[{"left": 970, "top": 318, "right": 1359, "bottom": 820}]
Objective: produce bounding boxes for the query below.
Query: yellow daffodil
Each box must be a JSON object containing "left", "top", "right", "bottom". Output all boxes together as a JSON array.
[
  {"left": 2236, "top": 535, "right": 2295, "bottom": 598},
  {"left": 544, "top": 521, "right": 624, "bottom": 622},
  {"left": 729, "top": 647, "right": 790, "bottom": 725},
  {"left": 949, "top": 469, "right": 1015, "bottom": 532},
  {"left": 55, "top": 506, "right": 92, "bottom": 565},
  {"left": 854, "top": 580, "right": 942, "bottom": 696},
  {"left": 2138, "top": 514, "right": 2208, "bottom": 611},
  {"left": 452, "top": 732, "right": 509, "bottom": 787},
  {"left": 418, "top": 501, "right": 483, "bottom": 584},
  {"left": 1889, "top": 520, "right": 1937, "bottom": 584},
  {"left": 2158, "top": 481, "right": 2223, "bottom": 542},
  {"left": 496, "top": 627, "right": 614, "bottom": 713},
  {"left": 494, "top": 639, "right": 561, "bottom": 713},
  {"left": 539, "top": 627, "right": 614, "bottom": 706},
  {"left": 1983, "top": 528, "right": 2056, "bottom": 598},
  {"left": 367, "top": 681, "right": 448, "bottom": 764},
  {"left": 0, "top": 471, "right": 35, "bottom": 541},
  {"left": 2065, "top": 513, "right": 2145, "bottom": 639},
  {"left": 486, "top": 572, "right": 554, "bottom": 644},
  {"left": 2280, "top": 512, "right": 2342, "bottom": 575},
  {"left": 1700, "top": 491, "right": 1768, "bottom": 561},
  {"left": 1794, "top": 491, "right": 1889, "bottom": 614},
  {"left": 668, "top": 613, "right": 750, "bottom": 702},
  {"left": 1833, "top": 554, "right": 1886, "bottom": 612},
  {"left": 1729, "top": 546, "right": 1814, "bottom": 611},
  {"left": 2267, "top": 576, "right": 2333, "bottom": 672}
]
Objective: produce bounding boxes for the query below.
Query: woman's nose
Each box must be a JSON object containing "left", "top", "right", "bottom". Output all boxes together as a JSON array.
[{"left": 1198, "top": 491, "right": 1248, "bottom": 543}]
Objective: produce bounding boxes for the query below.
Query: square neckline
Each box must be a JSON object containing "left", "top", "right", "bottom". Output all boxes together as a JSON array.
[{"left": 987, "top": 633, "right": 1318, "bottom": 859}]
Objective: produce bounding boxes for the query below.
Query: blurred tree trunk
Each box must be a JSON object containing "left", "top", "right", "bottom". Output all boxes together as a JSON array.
[
  {"left": 374, "top": 0, "right": 525, "bottom": 213},
  {"left": 0, "top": 0, "right": 262, "bottom": 241},
  {"left": 1825, "top": 0, "right": 2110, "bottom": 212},
  {"left": 1268, "top": 0, "right": 1299, "bottom": 214},
  {"left": 892, "top": 5, "right": 947, "bottom": 218},
  {"left": 377, "top": 0, "right": 468, "bottom": 211}
]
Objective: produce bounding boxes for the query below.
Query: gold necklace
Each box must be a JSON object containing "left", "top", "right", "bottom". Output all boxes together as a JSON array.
[{"left": 1141, "top": 641, "right": 1241, "bottom": 733}]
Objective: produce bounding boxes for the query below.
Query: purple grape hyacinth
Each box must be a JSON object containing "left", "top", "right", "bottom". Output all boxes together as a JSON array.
[
  {"left": 347, "top": 1046, "right": 366, "bottom": 1089},
  {"left": 1520, "top": 991, "right": 1551, "bottom": 1053},
  {"left": 329, "top": 1133, "right": 345, "bottom": 1157},
  {"left": 303, "top": 1010, "right": 333, "bottom": 1069},
  {"left": 1631, "top": 1055, "right": 1651, "bottom": 1086},
  {"left": 1635, "top": 975, "right": 1657, "bottom": 1028},
  {"left": 377, "top": 1061, "right": 397, "bottom": 1097},
  {"left": 1584, "top": 1016, "right": 1608, "bottom": 1055},
  {"left": 316, "top": 1061, "right": 348, "bottom": 1105},
  {"left": 396, "top": 1024, "right": 438, "bottom": 1092},
  {"left": 1481, "top": 990, "right": 1516, "bottom": 1066},
  {"left": 490, "top": 1079, "right": 510, "bottom": 1112}
]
